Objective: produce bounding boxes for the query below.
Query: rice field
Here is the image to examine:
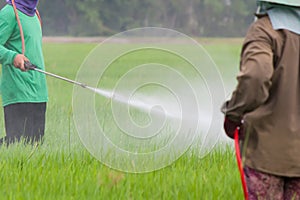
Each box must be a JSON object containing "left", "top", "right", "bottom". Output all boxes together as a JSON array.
[{"left": 0, "top": 38, "right": 243, "bottom": 200}]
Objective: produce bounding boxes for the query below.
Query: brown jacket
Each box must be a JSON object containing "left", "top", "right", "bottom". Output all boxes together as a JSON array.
[{"left": 223, "top": 16, "right": 300, "bottom": 177}]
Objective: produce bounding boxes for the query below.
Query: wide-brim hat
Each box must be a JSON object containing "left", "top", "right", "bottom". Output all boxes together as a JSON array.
[{"left": 257, "top": 0, "right": 300, "bottom": 7}]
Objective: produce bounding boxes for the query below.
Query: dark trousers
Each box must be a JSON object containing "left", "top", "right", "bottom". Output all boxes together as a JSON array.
[
  {"left": 0, "top": 103, "right": 46, "bottom": 144},
  {"left": 244, "top": 166, "right": 300, "bottom": 200}
]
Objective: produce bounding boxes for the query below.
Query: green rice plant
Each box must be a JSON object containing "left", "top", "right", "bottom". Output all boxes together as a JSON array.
[{"left": 0, "top": 39, "right": 244, "bottom": 199}]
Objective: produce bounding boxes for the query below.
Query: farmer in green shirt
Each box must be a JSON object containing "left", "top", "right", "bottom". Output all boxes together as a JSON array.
[
  {"left": 222, "top": 0, "right": 300, "bottom": 199},
  {"left": 0, "top": 0, "right": 48, "bottom": 144}
]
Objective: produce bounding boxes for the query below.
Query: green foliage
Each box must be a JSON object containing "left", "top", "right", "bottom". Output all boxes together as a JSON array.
[
  {"left": 0, "top": 143, "right": 243, "bottom": 199},
  {"left": 0, "top": 0, "right": 256, "bottom": 37}
]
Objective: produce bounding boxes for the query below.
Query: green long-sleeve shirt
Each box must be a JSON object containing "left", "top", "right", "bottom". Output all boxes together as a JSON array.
[{"left": 0, "top": 5, "right": 48, "bottom": 106}]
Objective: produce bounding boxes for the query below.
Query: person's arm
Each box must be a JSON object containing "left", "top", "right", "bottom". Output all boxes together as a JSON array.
[
  {"left": 0, "top": 13, "right": 28, "bottom": 71},
  {"left": 222, "top": 17, "right": 274, "bottom": 136},
  {"left": 0, "top": 19, "right": 18, "bottom": 65}
]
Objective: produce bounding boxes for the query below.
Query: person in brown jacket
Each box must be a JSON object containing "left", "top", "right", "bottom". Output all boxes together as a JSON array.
[{"left": 222, "top": 0, "right": 300, "bottom": 199}]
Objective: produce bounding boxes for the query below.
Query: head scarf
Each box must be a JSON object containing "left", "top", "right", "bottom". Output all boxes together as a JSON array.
[{"left": 6, "top": 0, "right": 38, "bottom": 16}]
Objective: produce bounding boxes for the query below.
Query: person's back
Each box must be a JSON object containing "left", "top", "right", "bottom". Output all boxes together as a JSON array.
[
  {"left": 239, "top": 14, "right": 300, "bottom": 177},
  {"left": 222, "top": 1, "right": 300, "bottom": 199}
]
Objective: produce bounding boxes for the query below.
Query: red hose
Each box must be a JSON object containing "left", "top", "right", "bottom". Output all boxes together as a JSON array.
[
  {"left": 12, "top": 0, "right": 25, "bottom": 55},
  {"left": 11, "top": 0, "right": 42, "bottom": 56},
  {"left": 234, "top": 129, "right": 248, "bottom": 200},
  {"left": 35, "top": 9, "right": 42, "bottom": 27}
]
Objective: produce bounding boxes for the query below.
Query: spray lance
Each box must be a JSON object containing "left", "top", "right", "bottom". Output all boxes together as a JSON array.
[
  {"left": 24, "top": 61, "right": 112, "bottom": 98},
  {"left": 24, "top": 61, "right": 87, "bottom": 88}
]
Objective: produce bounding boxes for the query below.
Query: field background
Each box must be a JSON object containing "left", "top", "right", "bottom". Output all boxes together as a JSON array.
[{"left": 0, "top": 38, "right": 243, "bottom": 200}]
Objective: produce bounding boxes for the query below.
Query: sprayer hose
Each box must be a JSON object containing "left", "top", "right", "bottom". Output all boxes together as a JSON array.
[
  {"left": 12, "top": 0, "right": 25, "bottom": 55},
  {"left": 234, "top": 129, "right": 248, "bottom": 200},
  {"left": 11, "top": 0, "right": 42, "bottom": 56}
]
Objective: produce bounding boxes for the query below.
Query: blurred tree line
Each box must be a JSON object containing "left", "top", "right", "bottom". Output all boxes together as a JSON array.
[{"left": 0, "top": 0, "right": 256, "bottom": 37}]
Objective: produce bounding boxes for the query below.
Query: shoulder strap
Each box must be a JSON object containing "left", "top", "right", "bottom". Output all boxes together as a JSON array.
[
  {"left": 35, "top": 9, "right": 42, "bottom": 27},
  {"left": 11, "top": 0, "right": 42, "bottom": 55},
  {"left": 11, "top": 0, "right": 25, "bottom": 54}
]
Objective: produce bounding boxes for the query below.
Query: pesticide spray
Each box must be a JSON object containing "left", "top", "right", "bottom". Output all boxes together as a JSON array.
[{"left": 24, "top": 61, "right": 177, "bottom": 119}]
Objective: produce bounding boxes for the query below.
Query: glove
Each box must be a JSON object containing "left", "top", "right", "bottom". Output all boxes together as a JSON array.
[{"left": 224, "top": 117, "right": 242, "bottom": 139}]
